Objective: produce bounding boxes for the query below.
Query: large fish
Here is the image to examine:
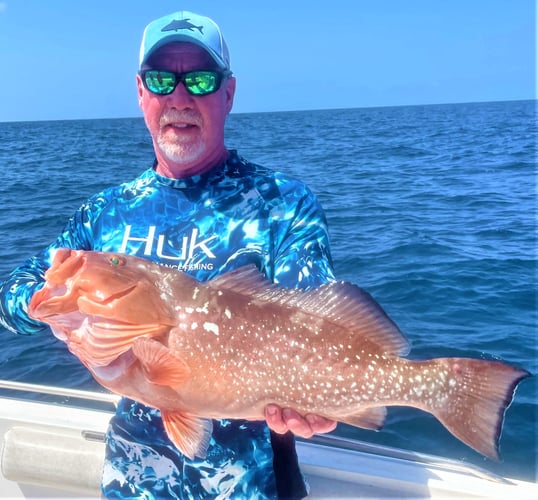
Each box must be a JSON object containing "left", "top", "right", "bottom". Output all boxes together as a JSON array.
[{"left": 29, "top": 248, "right": 529, "bottom": 460}]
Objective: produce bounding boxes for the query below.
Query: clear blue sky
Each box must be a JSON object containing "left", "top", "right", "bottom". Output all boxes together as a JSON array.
[{"left": 0, "top": 0, "right": 535, "bottom": 122}]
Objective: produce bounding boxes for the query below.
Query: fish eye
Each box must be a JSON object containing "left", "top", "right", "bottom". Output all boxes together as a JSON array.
[{"left": 109, "top": 255, "right": 125, "bottom": 266}]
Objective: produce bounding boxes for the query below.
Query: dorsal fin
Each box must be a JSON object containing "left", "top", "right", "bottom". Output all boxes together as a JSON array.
[
  {"left": 208, "top": 266, "right": 409, "bottom": 356},
  {"left": 208, "top": 265, "right": 282, "bottom": 296}
]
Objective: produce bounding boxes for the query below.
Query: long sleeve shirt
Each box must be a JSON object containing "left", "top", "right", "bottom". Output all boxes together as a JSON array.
[{"left": 0, "top": 150, "right": 335, "bottom": 499}]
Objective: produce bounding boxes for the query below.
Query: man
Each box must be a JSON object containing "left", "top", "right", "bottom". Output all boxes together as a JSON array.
[{"left": 0, "top": 11, "right": 336, "bottom": 498}]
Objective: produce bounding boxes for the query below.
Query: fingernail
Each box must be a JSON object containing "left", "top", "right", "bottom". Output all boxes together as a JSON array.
[{"left": 266, "top": 405, "right": 277, "bottom": 416}]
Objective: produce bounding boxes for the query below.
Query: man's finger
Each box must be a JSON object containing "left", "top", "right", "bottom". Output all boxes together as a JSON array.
[{"left": 265, "top": 404, "right": 288, "bottom": 434}]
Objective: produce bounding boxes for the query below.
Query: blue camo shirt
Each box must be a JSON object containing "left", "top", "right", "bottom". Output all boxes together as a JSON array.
[{"left": 0, "top": 150, "right": 335, "bottom": 499}]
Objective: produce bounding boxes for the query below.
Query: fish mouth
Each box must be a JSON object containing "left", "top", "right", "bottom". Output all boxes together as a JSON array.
[
  {"left": 30, "top": 248, "right": 139, "bottom": 321},
  {"left": 47, "top": 248, "right": 84, "bottom": 285},
  {"left": 28, "top": 249, "right": 175, "bottom": 363},
  {"left": 29, "top": 249, "right": 84, "bottom": 318},
  {"left": 29, "top": 286, "right": 69, "bottom": 318}
]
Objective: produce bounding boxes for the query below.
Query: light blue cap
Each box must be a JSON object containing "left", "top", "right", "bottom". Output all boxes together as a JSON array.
[{"left": 139, "top": 11, "right": 230, "bottom": 70}]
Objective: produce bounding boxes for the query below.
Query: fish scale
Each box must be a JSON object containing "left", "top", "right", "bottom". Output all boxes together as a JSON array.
[{"left": 29, "top": 248, "right": 531, "bottom": 461}]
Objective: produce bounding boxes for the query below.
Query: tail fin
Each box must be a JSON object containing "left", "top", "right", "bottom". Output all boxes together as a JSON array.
[{"left": 432, "top": 358, "right": 530, "bottom": 461}]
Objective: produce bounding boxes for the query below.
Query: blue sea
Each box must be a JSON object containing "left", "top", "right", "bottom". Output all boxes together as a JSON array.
[{"left": 0, "top": 100, "right": 536, "bottom": 482}]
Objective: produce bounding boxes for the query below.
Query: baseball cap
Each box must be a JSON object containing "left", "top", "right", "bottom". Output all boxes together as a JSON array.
[{"left": 139, "top": 11, "right": 231, "bottom": 70}]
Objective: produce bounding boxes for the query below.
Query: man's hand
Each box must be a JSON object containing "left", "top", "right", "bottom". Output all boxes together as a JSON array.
[{"left": 265, "top": 404, "right": 337, "bottom": 438}]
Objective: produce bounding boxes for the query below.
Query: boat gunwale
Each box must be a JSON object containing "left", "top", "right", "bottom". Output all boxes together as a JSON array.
[{"left": 0, "top": 379, "right": 527, "bottom": 487}]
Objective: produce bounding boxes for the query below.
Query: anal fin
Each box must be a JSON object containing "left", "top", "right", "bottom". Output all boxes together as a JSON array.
[
  {"left": 162, "top": 410, "right": 213, "bottom": 460},
  {"left": 339, "top": 407, "right": 387, "bottom": 430}
]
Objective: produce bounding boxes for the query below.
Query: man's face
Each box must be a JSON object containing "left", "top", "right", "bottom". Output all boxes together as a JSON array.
[{"left": 137, "top": 43, "right": 236, "bottom": 178}]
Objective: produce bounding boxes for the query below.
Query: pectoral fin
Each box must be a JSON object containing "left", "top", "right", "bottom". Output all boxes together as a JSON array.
[
  {"left": 162, "top": 410, "right": 213, "bottom": 460},
  {"left": 132, "top": 337, "right": 191, "bottom": 386}
]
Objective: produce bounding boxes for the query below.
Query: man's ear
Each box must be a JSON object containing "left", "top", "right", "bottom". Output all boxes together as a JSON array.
[
  {"left": 136, "top": 74, "right": 144, "bottom": 109},
  {"left": 224, "top": 76, "right": 236, "bottom": 114}
]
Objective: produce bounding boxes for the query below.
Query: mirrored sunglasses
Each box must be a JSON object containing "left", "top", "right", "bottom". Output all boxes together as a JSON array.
[{"left": 139, "top": 69, "right": 232, "bottom": 96}]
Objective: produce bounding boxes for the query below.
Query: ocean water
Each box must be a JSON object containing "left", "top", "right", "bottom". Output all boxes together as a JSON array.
[{"left": 0, "top": 100, "right": 536, "bottom": 482}]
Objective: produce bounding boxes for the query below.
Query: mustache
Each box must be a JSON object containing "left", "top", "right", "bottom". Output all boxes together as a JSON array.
[{"left": 160, "top": 110, "right": 202, "bottom": 127}]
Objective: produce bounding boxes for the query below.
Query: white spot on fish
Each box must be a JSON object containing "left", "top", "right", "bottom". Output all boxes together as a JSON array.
[
  {"left": 196, "top": 302, "right": 209, "bottom": 314},
  {"left": 224, "top": 308, "right": 232, "bottom": 319},
  {"left": 192, "top": 287, "right": 200, "bottom": 300},
  {"left": 203, "top": 322, "right": 219, "bottom": 336},
  {"left": 414, "top": 384, "right": 427, "bottom": 397}
]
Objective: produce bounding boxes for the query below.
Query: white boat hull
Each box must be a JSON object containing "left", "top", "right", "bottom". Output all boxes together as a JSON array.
[{"left": 0, "top": 381, "right": 536, "bottom": 499}]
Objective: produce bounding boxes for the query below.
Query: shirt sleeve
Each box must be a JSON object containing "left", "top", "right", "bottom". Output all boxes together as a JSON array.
[
  {"left": 0, "top": 200, "right": 95, "bottom": 335},
  {"left": 269, "top": 174, "right": 335, "bottom": 290}
]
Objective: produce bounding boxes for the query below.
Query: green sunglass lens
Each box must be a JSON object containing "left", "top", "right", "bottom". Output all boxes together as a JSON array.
[
  {"left": 142, "top": 70, "right": 223, "bottom": 96},
  {"left": 184, "top": 72, "right": 219, "bottom": 95},
  {"left": 145, "top": 71, "right": 176, "bottom": 94}
]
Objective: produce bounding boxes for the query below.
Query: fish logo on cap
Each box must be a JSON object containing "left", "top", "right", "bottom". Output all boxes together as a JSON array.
[{"left": 162, "top": 19, "right": 204, "bottom": 35}]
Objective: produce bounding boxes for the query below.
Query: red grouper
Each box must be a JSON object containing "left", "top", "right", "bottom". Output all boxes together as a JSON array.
[{"left": 29, "top": 248, "right": 530, "bottom": 460}]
